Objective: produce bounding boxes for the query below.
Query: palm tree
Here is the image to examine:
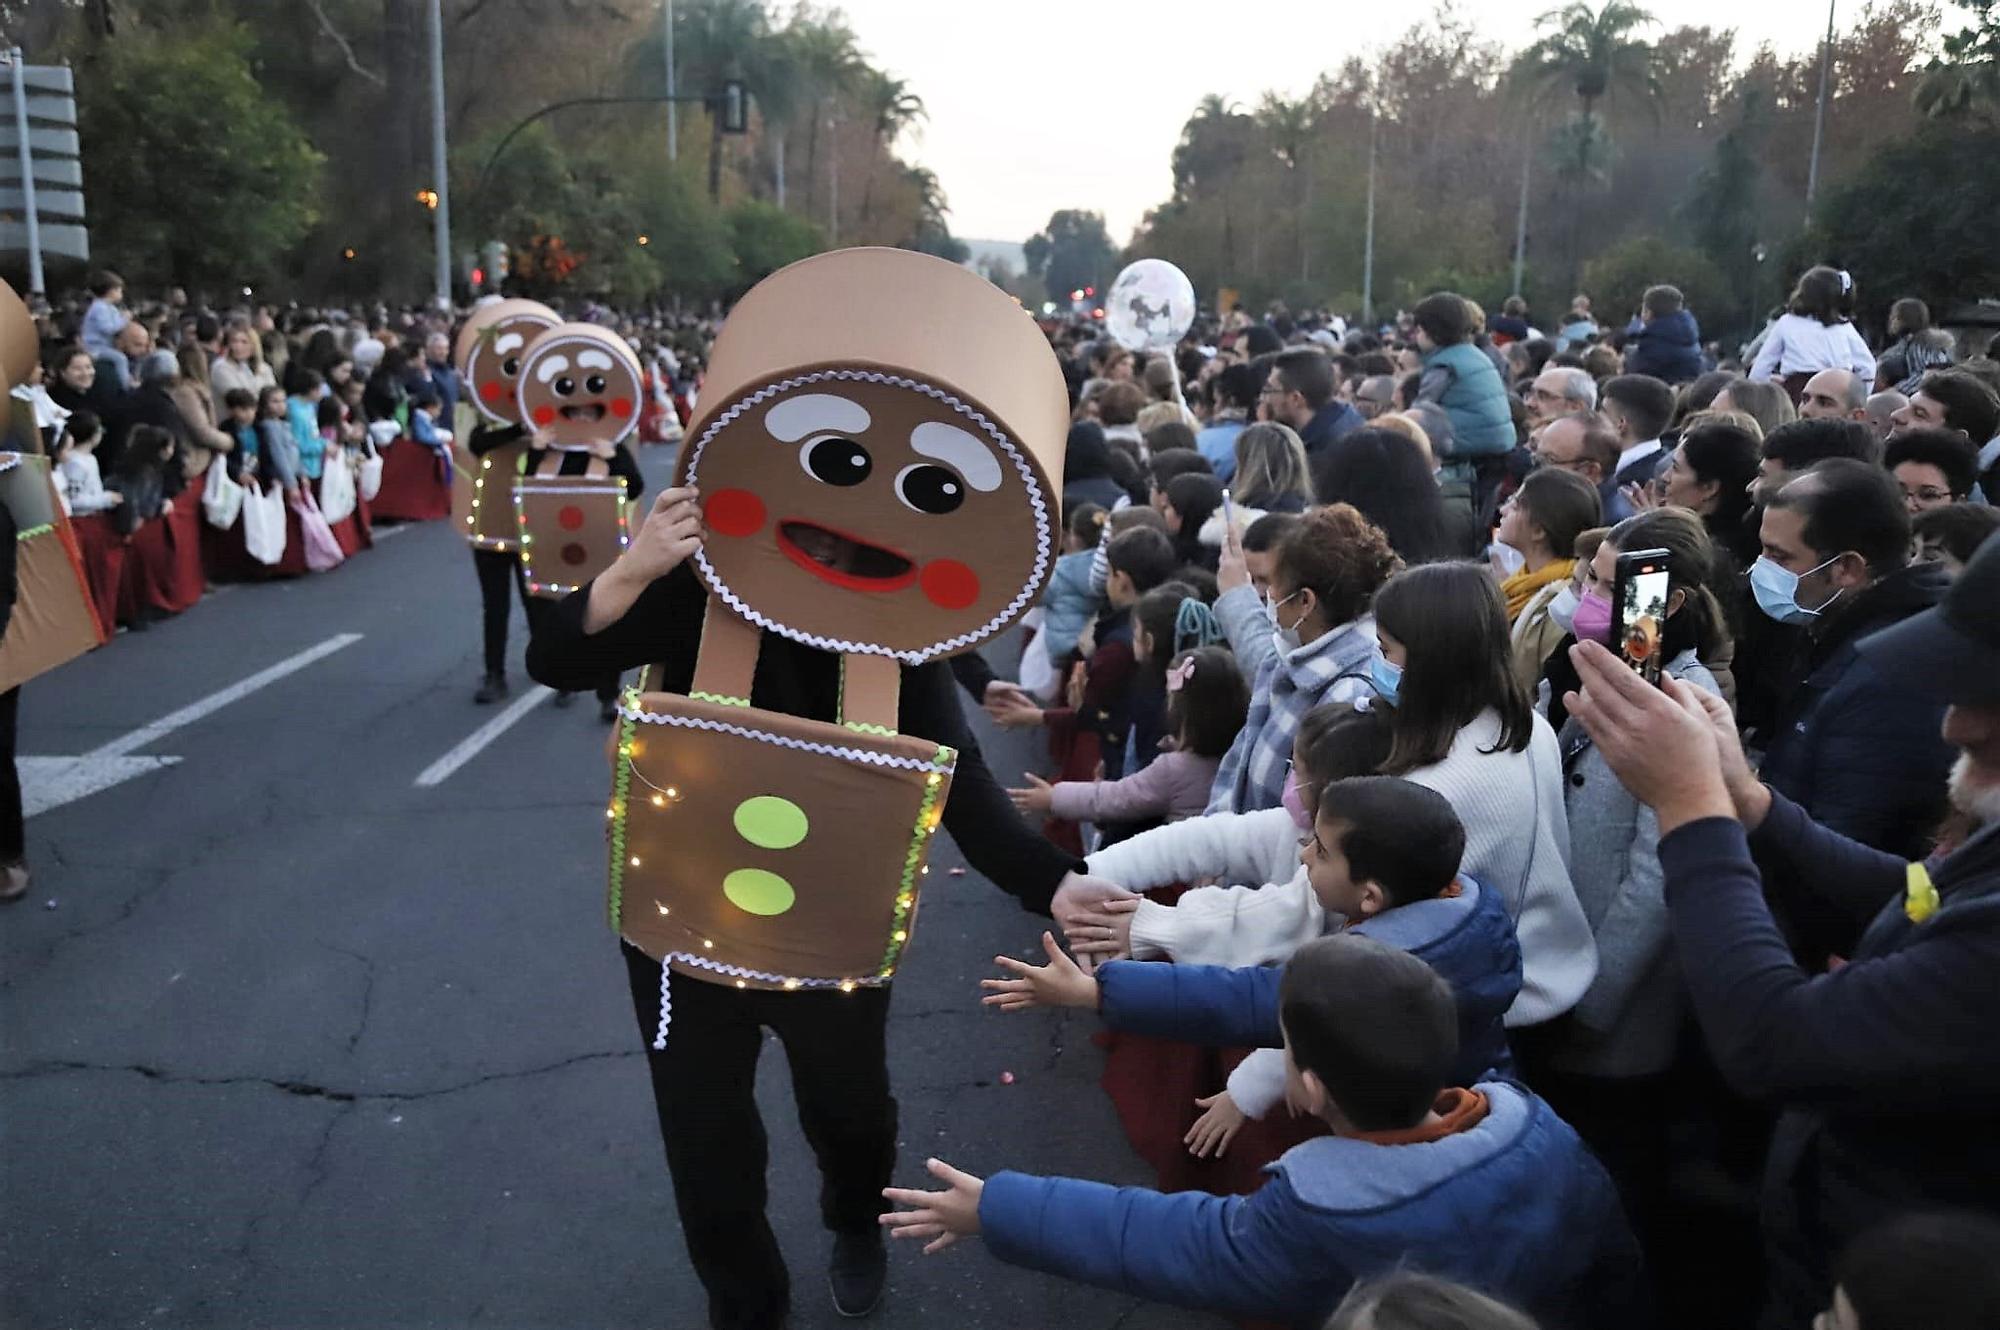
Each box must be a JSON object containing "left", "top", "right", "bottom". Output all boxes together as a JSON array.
[
  {"left": 856, "top": 69, "right": 926, "bottom": 228},
  {"left": 1514, "top": 2, "right": 1661, "bottom": 285},
  {"left": 783, "top": 10, "right": 864, "bottom": 220},
  {"left": 1255, "top": 93, "right": 1315, "bottom": 281},
  {"left": 671, "top": 0, "right": 772, "bottom": 202},
  {"left": 1915, "top": 0, "right": 2000, "bottom": 120}
]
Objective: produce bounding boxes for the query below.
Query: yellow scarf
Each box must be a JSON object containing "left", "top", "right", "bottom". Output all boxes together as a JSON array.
[{"left": 1502, "top": 558, "right": 1574, "bottom": 621}]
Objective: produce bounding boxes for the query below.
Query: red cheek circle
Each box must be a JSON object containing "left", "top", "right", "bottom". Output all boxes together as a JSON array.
[
  {"left": 530, "top": 404, "right": 556, "bottom": 426},
  {"left": 557, "top": 504, "right": 584, "bottom": 531},
  {"left": 608, "top": 396, "right": 633, "bottom": 418},
  {"left": 479, "top": 380, "right": 506, "bottom": 402},
  {"left": 705, "top": 488, "right": 765, "bottom": 538},
  {"left": 920, "top": 559, "right": 980, "bottom": 610},
  {"left": 560, "top": 542, "right": 588, "bottom": 566}
]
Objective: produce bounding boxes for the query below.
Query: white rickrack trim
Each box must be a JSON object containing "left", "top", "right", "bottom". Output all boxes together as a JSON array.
[
  {"left": 652, "top": 952, "right": 891, "bottom": 1048},
  {"left": 617, "top": 704, "right": 957, "bottom": 773},
  {"left": 0, "top": 453, "right": 19, "bottom": 474},
  {"left": 685, "top": 367, "right": 1054, "bottom": 664}
]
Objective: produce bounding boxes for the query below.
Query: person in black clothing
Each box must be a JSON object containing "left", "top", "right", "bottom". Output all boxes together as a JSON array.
[
  {"left": 526, "top": 486, "right": 1083, "bottom": 1330},
  {"left": 519, "top": 433, "right": 644, "bottom": 722},
  {"left": 0, "top": 497, "right": 23, "bottom": 902},
  {"left": 464, "top": 414, "right": 536, "bottom": 704}
]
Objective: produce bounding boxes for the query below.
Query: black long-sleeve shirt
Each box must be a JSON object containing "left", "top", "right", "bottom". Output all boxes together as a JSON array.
[
  {"left": 522, "top": 442, "right": 645, "bottom": 508},
  {"left": 527, "top": 563, "right": 1080, "bottom": 914}
]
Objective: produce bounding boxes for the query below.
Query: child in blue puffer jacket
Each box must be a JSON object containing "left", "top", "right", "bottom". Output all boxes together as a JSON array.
[
  {"left": 1413, "top": 292, "right": 1516, "bottom": 462},
  {"left": 887, "top": 929, "right": 1639, "bottom": 1330}
]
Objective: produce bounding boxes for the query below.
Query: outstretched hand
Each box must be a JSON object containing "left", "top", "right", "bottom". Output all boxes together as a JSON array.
[
  {"left": 881, "top": 1158, "right": 985, "bottom": 1254},
  {"left": 1006, "top": 773, "right": 1056, "bottom": 815},
  {"left": 1185, "top": 1092, "right": 1245, "bottom": 1158},
  {"left": 982, "top": 931, "right": 1099, "bottom": 1011},
  {"left": 1050, "top": 871, "right": 1141, "bottom": 960}
]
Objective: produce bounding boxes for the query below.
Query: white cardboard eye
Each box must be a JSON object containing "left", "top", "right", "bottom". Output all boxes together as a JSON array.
[
  {"left": 764, "top": 393, "right": 871, "bottom": 443},
  {"left": 909, "top": 420, "right": 1001, "bottom": 492}
]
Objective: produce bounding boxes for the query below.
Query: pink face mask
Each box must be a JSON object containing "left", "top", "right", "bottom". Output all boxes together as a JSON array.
[
  {"left": 1281, "top": 767, "right": 1311, "bottom": 831},
  {"left": 1571, "top": 588, "right": 1615, "bottom": 645}
]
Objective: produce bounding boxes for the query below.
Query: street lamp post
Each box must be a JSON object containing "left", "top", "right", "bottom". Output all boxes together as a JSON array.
[
  {"left": 425, "top": 0, "right": 452, "bottom": 310},
  {"left": 1805, "top": 0, "right": 1836, "bottom": 216},
  {"left": 1361, "top": 104, "right": 1377, "bottom": 327},
  {"left": 663, "top": 0, "right": 677, "bottom": 163}
]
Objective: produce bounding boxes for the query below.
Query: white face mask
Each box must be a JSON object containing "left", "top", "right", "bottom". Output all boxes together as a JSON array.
[
  {"left": 1547, "top": 583, "right": 1581, "bottom": 634},
  {"left": 1489, "top": 541, "right": 1528, "bottom": 578},
  {"left": 1267, "top": 589, "right": 1305, "bottom": 656}
]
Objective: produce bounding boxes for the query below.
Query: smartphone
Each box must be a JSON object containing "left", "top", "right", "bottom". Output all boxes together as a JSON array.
[
  {"left": 1221, "top": 487, "right": 1235, "bottom": 533},
  {"left": 1612, "top": 547, "right": 1672, "bottom": 686}
]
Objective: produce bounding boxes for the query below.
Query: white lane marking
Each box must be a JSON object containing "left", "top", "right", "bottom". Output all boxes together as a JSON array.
[
  {"left": 413, "top": 686, "right": 554, "bottom": 787},
  {"left": 19, "top": 756, "right": 182, "bottom": 817},
  {"left": 89, "top": 634, "right": 365, "bottom": 759},
  {"left": 22, "top": 633, "right": 365, "bottom": 816},
  {"left": 371, "top": 522, "right": 417, "bottom": 539}
]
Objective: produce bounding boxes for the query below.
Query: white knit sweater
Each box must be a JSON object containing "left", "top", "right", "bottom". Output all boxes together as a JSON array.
[{"left": 1084, "top": 709, "right": 1596, "bottom": 1027}]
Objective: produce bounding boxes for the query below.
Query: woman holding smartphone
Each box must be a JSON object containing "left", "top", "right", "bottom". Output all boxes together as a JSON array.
[{"left": 1516, "top": 507, "right": 1735, "bottom": 1283}]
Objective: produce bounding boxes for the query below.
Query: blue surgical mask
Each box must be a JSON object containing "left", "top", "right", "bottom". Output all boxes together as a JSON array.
[
  {"left": 1547, "top": 584, "right": 1581, "bottom": 634},
  {"left": 1750, "top": 554, "right": 1844, "bottom": 626},
  {"left": 1369, "top": 655, "right": 1402, "bottom": 707}
]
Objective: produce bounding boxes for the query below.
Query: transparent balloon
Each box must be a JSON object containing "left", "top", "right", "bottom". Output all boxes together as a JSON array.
[{"left": 1104, "top": 259, "right": 1196, "bottom": 352}]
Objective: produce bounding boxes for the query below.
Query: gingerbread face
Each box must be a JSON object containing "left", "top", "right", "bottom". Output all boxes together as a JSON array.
[
  {"left": 456, "top": 299, "right": 558, "bottom": 427},
  {"left": 514, "top": 323, "right": 643, "bottom": 450},
  {"left": 683, "top": 364, "right": 1056, "bottom": 662}
]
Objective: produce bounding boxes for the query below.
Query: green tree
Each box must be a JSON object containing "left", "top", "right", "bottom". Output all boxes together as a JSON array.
[
  {"left": 1580, "top": 235, "right": 1731, "bottom": 330},
  {"left": 727, "top": 198, "right": 825, "bottom": 285},
  {"left": 1682, "top": 90, "right": 1773, "bottom": 337},
  {"left": 1023, "top": 209, "right": 1117, "bottom": 305},
  {"left": 1813, "top": 116, "right": 2000, "bottom": 329},
  {"left": 76, "top": 20, "right": 322, "bottom": 291},
  {"left": 669, "top": 0, "right": 773, "bottom": 202},
  {"left": 1916, "top": 0, "right": 2000, "bottom": 121},
  {"left": 856, "top": 69, "right": 925, "bottom": 226}
]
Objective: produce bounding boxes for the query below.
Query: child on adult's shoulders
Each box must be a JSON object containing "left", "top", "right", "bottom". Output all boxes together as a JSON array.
[{"left": 887, "top": 930, "right": 1637, "bottom": 1329}]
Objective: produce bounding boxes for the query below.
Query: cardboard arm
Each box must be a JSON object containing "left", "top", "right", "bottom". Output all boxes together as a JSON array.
[
  {"left": 839, "top": 653, "right": 900, "bottom": 734},
  {"left": 687, "top": 593, "right": 761, "bottom": 705}
]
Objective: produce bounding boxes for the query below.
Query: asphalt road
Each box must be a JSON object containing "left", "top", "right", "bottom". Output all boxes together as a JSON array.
[{"left": 0, "top": 448, "right": 1218, "bottom": 1330}]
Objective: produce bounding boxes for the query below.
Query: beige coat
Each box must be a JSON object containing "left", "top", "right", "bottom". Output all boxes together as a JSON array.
[{"left": 170, "top": 378, "right": 233, "bottom": 478}]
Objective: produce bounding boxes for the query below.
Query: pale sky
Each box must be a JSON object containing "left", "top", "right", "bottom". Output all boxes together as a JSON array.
[{"left": 834, "top": 0, "right": 1955, "bottom": 245}]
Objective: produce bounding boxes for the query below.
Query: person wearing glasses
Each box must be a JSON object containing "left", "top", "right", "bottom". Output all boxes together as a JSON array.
[{"left": 1885, "top": 429, "right": 1980, "bottom": 514}]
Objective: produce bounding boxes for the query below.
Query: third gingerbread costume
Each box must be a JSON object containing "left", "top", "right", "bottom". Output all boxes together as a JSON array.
[{"left": 527, "top": 248, "right": 1079, "bottom": 1329}]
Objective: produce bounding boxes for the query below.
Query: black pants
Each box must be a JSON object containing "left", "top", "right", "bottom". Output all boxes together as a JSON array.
[
  {"left": 0, "top": 687, "right": 20, "bottom": 863},
  {"left": 621, "top": 943, "right": 896, "bottom": 1330},
  {"left": 472, "top": 546, "right": 531, "bottom": 678},
  {"left": 517, "top": 590, "right": 620, "bottom": 703}
]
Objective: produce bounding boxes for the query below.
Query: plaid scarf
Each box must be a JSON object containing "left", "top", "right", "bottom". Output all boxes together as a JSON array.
[{"left": 1207, "top": 614, "right": 1381, "bottom": 814}]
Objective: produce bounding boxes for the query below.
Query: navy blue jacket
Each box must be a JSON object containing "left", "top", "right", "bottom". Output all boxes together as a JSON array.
[
  {"left": 1758, "top": 565, "right": 1954, "bottom": 955},
  {"left": 1298, "top": 400, "right": 1362, "bottom": 462},
  {"left": 1096, "top": 875, "right": 1522, "bottom": 1086},
  {"left": 1658, "top": 802, "right": 2000, "bottom": 1326},
  {"left": 979, "top": 1080, "right": 1639, "bottom": 1329},
  {"left": 1622, "top": 310, "right": 1704, "bottom": 383}
]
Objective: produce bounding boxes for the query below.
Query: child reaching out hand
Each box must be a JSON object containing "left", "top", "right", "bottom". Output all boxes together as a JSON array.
[
  {"left": 896, "top": 933, "right": 1639, "bottom": 1328},
  {"left": 988, "top": 775, "right": 1521, "bottom": 1161},
  {"left": 1008, "top": 644, "right": 1246, "bottom": 827}
]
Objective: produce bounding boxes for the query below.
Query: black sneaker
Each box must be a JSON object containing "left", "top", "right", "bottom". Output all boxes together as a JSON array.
[
  {"left": 552, "top": 689, "right": 577, "bottom": 709},
  {"left": 828, "top": 1229, "right": 886, "bottom": 1318},
  {"left": 473, "top": 674, "right": 509, "bottom": 705},
  {"left": 599, "top": 696, "right": 620, "bottom": 724}
]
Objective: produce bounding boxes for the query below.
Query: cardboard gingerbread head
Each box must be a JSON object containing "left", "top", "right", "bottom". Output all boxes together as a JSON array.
[
  {"left": 455, "top": 298, "right": 558, "bottom": 428},
  {"left": 615, "top": 250, "right": 1067, "bottom": 1030},
  {"left": 675, "top": 247, "right": 1069, "bottom": 664},
  {"left": 0, "top": 453, "right": 107, "bottom": 692},
  {"left": 514, "top": 323, "right": 644, "bottom": 451}
]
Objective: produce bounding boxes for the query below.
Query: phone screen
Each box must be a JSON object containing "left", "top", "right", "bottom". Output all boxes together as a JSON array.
[{"left": 1614, "top": 549, "right": 1672, "bottom": 686}]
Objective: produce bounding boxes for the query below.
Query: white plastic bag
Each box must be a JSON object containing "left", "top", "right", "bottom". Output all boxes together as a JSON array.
[
  {"left": 357, "top": 449, "right": 384, "bottom": 502},
  {"left": 242, "top": 480, "right": 287, "bottom": 566},
  {"left": 318, "top": 448, "right": 357, "bottom": 525},
  {"left": 291, "top": 487, "right": 345, "bottom": 572},
  {"left": 202, "top": 458, "right": 244, "bottom": 531}
]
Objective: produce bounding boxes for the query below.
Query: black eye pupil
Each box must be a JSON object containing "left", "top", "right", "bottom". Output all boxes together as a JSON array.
[
  {"left": 899, "top": 464, "right": 964, "bottom": 514},
  {"left": 554, "top": 376, "right": 575, "bottom": 396},
  {"left": 501, "top": 356, "right": 519, "bottom": 376},
  {"left": 805, "top": 437, "right": 871, "bottom": 485},
  {"left": 585, "top": 374, "right": 607, "bottom": 394}
]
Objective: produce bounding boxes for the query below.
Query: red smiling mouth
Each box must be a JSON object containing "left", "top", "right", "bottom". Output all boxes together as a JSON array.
[
  {"left": 776, "top": 520, "right": 916, "bottom": 592},
  {"left": 559, "top": 403, "right": 606, "bottom": 422}
]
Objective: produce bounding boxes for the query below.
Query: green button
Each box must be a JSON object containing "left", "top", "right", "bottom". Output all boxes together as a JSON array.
[
  {"left": 733, "top": 795, "right": 809, "bottom": 850},
  {"left": 723, "top": 867, "right": 797, "bottom": 916}
]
